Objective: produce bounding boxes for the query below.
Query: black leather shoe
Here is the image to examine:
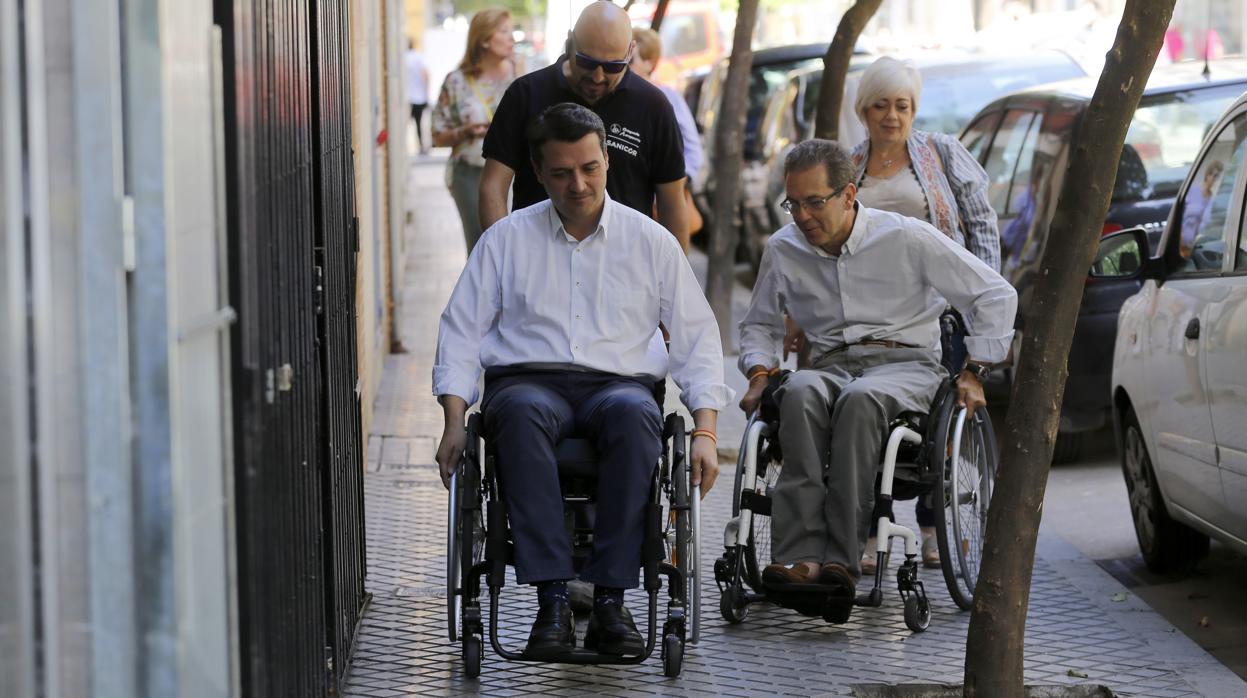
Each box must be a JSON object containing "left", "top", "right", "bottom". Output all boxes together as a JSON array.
[
  {"left": 524, "top": 598, "right": 575, "bottom": 659},
  {"left": 584, "top": 602, "right": 644, "bottom": 656}
]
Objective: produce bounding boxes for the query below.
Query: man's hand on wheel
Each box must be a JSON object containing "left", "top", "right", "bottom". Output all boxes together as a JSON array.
[
  {"left": 690, "top": 434, "right": 719, "bottom": 499},
  {"left": 739, "top": 378, "right": 767, "bottom": 415},
  {"left": 436, "top": 425, "right": 466, "bottom": 490},
  {"left": 956, "top": 371, "right": 987, "bottom": 419}
]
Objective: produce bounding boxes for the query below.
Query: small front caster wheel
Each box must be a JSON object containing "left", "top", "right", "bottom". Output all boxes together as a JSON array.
[
  {"left": 662, "top": 633, "right": 684, "bottom": 677},
  {"left": 462, "top": 634, "right": 482, "bottom": 677},
  {"left": 903, "top": 596, "right": 930, "bottom": 632},
  {"left": 719, "top": 589, "right": 749, "bottom": 624}
]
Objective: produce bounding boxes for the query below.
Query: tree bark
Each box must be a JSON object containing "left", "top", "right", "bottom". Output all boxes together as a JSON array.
[
  {"left": 705, "top": 0, "right": 760, "bottom": 347},
  {"left": 650, "top": 0, "right": 671, "bottom": 32},
  {"left": 962, "top": 2, "right": 1176, "bottom": 696},
  {"left": 813, "top": 0, "right": 882, "bottom": 141}
]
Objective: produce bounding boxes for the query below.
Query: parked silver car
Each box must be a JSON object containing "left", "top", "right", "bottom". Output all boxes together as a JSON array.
[{"left": 1094, "top": 90, "right": 1247, "bottom": 572}]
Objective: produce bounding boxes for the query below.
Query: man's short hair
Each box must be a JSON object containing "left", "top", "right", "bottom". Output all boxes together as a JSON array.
[
  {"left": 527, "top": 103, "right": 607, "bottom": 167},
  {"left": 632, "top": 27, "right": 662, "bottom": 62},
  {"left": 854, "top": 56, "right": 922, "bottom": 126},
  {"left": 784, "top": 139, "right": 854, "bottom": 190}
]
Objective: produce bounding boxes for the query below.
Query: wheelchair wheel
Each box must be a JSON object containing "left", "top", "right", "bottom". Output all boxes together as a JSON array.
[
  {"left": 462, "top": 633, "right": 482, "bottom": 678},
  {"left": 731, "top": 422, "right": 781, "bottom": 593},
  {"left": 663, "top": 415, "right": 698, "bottom": 642},
  {"left": 447, "top": 421, "right": 486, "bottom": 642},
  {"left": 719, "top": 587, "right": 749, "bottom": 624},
  {"left": 903, "top": 595, "right": 931, "bottom": 632},
  {"left": 662, "top": 633, "right": 684, "bottom": 677},
  {"left": 933, "top": 403, "right": 997, "bottom": 610}
]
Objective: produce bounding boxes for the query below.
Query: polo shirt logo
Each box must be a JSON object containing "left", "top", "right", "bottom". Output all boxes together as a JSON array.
[{"left": 606, "top": 123, "right": 641, "bottom": 158}]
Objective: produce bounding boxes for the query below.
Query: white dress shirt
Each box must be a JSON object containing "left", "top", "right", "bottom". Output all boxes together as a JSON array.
[
  {"left": 739, "top": 204, "right": 1017, "bottom": 374},
  {"left": 434, "top": 196, "right": 734, "bottom": 412}
]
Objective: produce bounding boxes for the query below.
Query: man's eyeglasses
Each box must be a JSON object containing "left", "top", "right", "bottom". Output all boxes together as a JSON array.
[
  {"left": 573, "top": 50, "right": 630, "bottom": 74},
  {"left": 779, "top": 187, "right": 845, "bottom": 215}
]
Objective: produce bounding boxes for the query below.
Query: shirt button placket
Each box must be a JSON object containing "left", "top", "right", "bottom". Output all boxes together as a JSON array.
[{"left": 571, "top": 245, "right": 581, "bottom": 358}]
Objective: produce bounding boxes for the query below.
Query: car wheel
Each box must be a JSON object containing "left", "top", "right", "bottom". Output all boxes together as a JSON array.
[
  {"left": 1051, "top": 431, "right": 1083, "bottom": 464},
  {"left": 1120, "top": 409, "right": 1209, "bottom": 574}
]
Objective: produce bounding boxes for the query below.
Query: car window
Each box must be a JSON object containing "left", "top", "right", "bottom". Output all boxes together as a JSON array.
[
  {"left": 1117, "top": 84, "right": 1243, "bottom": 203},
  {"left": 983, "top": 110, "right": 1039, "bottom": 216},
  {"left": 1007, "top": 115, "right": 1041, "bottom": 218},
  {"left": 961, "top": 111, "right": 1002, "bottom": 162},
  {"left": 745, "top": 59, "right": 821, "bottom": 159},
  {"left": 1175, "top": 111, "right": 1247, "bottom": 274},
  {"left": 800, "top": 74, "right": 823, "bottom": 133}
]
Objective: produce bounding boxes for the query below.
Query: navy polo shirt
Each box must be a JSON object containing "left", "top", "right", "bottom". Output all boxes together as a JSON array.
[{"left": 482, "top": 58, "right": 686, "bottom": 215}]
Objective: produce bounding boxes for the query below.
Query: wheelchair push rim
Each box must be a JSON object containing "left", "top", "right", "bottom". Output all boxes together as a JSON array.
[
  {"left": 731, "top": 413, "right": 780, "bottom": 594},
  {"left": 934, "top": 404, "right": 996, "bottom": 610}
]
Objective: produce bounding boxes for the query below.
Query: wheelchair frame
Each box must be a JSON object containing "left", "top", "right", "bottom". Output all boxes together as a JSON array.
[
  {"left": 447, "top": 406, "right": 701, "bottom": 678},
  {"left": 715, "top": 374, "right": 998, "bottom": 632}
]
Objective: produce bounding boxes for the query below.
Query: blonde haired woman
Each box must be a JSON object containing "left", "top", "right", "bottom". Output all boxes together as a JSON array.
[{"left": 432, "top": 8, "right": 517, "bottom": 253}]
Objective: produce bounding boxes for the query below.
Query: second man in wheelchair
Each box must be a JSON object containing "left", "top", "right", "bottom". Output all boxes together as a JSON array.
[
  {"left": 736, "top": 139, "right": 1016, "bottom": 598},
  {"left": 434, "top": 103, "right": 732, "bottom": 658}
]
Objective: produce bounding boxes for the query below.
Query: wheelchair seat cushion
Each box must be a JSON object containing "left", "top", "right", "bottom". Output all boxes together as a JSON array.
[{"left": 555, "top": 438, "right": 597, "bottom": 479}]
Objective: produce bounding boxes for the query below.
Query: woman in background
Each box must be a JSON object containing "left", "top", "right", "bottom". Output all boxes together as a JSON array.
[{"left": 432, "top": 8, "right": 516, "bottom": 254}]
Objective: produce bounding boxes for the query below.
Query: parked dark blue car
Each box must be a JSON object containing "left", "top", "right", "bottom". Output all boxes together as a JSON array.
[{"left": 959, "top": 59, "right": 1247, "bottom": 461}]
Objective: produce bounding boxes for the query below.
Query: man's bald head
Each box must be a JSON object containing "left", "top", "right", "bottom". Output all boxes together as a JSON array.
[
  {"left": 564, "top": 1, "right": 635, "bottom": 104},
  {"left": 572, "top": 1, "right": 633, "bottom": 55}
]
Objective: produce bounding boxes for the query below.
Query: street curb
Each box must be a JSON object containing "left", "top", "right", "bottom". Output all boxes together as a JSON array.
[{"left": 1037, "top": 533, "right": 1247, "bottom": 695}]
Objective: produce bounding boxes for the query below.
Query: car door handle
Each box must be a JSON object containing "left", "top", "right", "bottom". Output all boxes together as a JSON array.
[{"left": 1184, "top": 318, "right": 1200, "bottom": 340}]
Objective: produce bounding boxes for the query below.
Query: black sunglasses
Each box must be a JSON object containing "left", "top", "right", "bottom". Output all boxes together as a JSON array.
[{"left": 573, "top": 50, "right": 630, "bottom": 74}]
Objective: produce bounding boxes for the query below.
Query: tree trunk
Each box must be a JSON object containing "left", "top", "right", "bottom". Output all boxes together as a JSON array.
[
  {"left": 650, "top": 0, "right": 671, "bottom": 32},
  {"left": 705, "top": 0, "right": 760, "bottom": 347},
  {"left": 962, "top": 2, "right": 1176, "bottom": 696},
  {"left": 813, "top": 0, "right": 882, "bottom": 141}
]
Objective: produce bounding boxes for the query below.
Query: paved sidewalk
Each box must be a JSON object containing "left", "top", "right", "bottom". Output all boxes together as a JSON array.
[{"left": 342, "top": 157, "right": 1245, "bottom": 697}]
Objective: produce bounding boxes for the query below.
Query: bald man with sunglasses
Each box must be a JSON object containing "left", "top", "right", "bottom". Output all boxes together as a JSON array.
[{"left": 479, "top": 1, "right": 689, "bottom": 241}]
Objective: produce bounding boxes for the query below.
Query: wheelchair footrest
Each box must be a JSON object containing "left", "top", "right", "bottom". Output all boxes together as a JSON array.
[
  {"left": 517, "top": 647, "right": 651, "bottom": 664},
  {"left": 763, "top": 583, "right": 855, "bottom": 623}
]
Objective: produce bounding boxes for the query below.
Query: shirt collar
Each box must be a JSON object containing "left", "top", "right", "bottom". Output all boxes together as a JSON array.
[
  {"left": 547, "top": 193, "right": 613, "bottom": 243},
  {"left": 842, "top": 201, "right": 868, "bottom": 256}
]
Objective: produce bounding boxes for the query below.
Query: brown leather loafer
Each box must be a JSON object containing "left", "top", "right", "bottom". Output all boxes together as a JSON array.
[
  {"left": 817, "top": 562, "right": 857, "bottom": 595},
  {"left": 762, "top": 562, "right": 820, "bottom": 586}
]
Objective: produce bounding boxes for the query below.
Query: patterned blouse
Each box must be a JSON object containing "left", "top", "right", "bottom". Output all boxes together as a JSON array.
[
  {"left": 851, "top": 129, "right": 1001, "bottom": 272},
  {"left": 432, "top": 68, "right": 514, "bottom": 167}
]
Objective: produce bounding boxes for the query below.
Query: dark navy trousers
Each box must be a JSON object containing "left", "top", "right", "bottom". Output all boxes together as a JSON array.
[{"left": 481, "top": 368, "right": 662, "bottom": 589}]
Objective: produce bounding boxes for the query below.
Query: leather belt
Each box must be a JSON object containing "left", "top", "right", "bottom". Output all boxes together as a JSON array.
[{"left": 820, "top": 339, "right": 919, "bottom": 360}]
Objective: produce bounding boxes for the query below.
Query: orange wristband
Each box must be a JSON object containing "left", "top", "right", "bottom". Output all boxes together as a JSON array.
[
  {"left": 747, "top": 367, "right": 769, "bottom": 381},
  {"left": 691, "top": 429, "right": 717, "bottom": 445}
]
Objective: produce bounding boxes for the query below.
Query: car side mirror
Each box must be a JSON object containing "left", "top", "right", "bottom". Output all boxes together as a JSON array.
[{"left": 1089, "top": 227, "right": 1149, "bottom": 279}]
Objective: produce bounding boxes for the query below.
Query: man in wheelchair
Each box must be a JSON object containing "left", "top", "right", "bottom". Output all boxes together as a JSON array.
[
  {"left": 736, "top": 139, "right": 1016, "bottom": 600},
  {"left": 433, "top": 103, "right": 732, "bottom": 659}
]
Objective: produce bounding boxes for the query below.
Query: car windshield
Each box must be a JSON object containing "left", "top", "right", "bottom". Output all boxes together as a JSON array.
[
  {"left": 1114, "top": 84, "right": 1244, "bottom": 203},
  {"left": 917, "top": 59, "right": 1084, "bottom": 135}
]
